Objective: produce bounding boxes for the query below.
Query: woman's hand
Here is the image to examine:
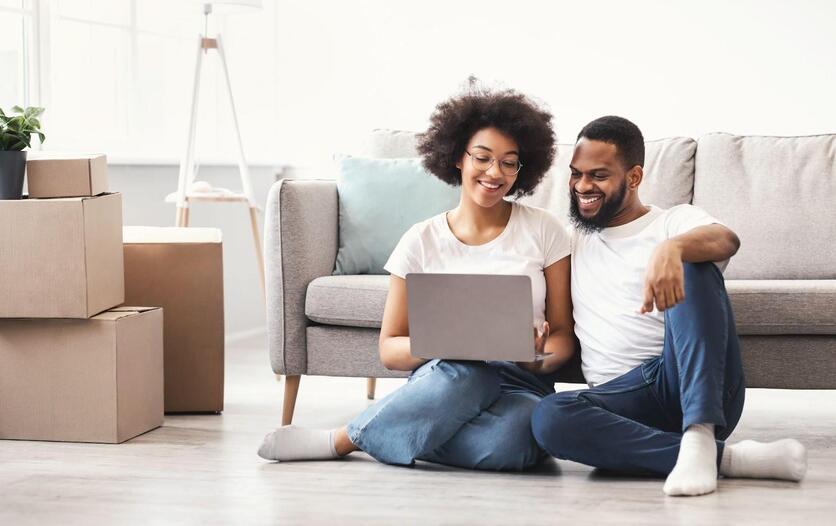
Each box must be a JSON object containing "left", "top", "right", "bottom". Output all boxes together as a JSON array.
[{"left": 516, "top": 321, "right": 550, "bottom": 373}]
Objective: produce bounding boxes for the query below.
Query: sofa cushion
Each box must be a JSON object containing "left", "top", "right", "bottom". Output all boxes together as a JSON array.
[
  {"left": 693, "top": 133, "right": 836, "bottom": 279},
  {"left": 333, "top": 157, "right": 460, "bottom": 275},
  {"left": 307, "top": 325, "right": 409, "bottom": 378},
  {"left": 306, "top": 275, "right": 389, "bottom": 328},
  {"left": 727, "top": 280, "right": 836, "bottom": 335}
]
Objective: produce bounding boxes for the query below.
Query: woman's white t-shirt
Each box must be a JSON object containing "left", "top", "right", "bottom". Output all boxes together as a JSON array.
[{"left": 384, "top": 202, "right": 571, "bottom": 327}]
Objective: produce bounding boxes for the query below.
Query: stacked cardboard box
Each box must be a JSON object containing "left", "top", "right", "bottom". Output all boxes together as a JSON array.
[
  {"left": 123, "top": 226, "right": 225, "bottom": 413},
  {"left": 0, "top": 155, "right": 164, "bottom": 443}
]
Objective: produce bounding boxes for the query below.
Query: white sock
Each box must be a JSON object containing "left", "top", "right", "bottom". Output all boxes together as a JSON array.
[
  {"left": 257, "top": 425, "right": 339, "bottom": 462},
  {"left": 720, "top": 439, "right": 807, "bottom": 481},
  {"left": 664, "top": 423, "right": 718, "bottom": 497}
]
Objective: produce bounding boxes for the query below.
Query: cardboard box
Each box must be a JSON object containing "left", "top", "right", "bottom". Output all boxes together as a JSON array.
[
  {"left": 0, "top": 192, "right": 124, "bottom": 318},
  {"left": 123, "top": 226, "right": 224, "bottom": 413},
  {"left": 26, "top": 153, "right": 108, "bottom": 198},
  {"left": 0, "top": 307, "right": 164, "bottom": 443}
]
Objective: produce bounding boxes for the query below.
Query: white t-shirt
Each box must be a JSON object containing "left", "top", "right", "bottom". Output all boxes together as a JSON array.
[
  {"left": 571, "top": 204, "right": 727, "bottom": 387},
  {"left": 384, "top": 202, "right": 571, "bottom": 327}
]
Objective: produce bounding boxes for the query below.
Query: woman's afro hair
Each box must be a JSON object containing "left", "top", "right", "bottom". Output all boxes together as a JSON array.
[{"left": 416, "top": 80, "right": 556, "bottom": 197}]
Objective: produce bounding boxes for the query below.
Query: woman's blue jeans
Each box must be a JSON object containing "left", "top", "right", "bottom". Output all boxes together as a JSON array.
[
  {"left": 531, "top": 262, "right": 746, "bottom": 476},
  {"left": 346, "top": 359, "right": 556, "bottom": 471}
]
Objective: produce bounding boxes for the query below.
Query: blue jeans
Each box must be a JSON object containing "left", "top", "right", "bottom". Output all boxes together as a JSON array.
[
  {"left": 531, "top": 262, "right": 746, "bottom": 476},
  {"left": 346, "top": 359, "right": 556, "bottom": 471}
]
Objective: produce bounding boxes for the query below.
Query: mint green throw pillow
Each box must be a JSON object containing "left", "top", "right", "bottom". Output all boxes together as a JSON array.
[{"left": 334, "top": 157, "right": 460, "bottom": 275}]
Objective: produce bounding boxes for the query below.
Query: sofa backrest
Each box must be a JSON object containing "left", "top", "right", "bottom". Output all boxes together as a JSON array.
[
  {"left": 363, "top": 129, "right": 696, "bottom": 222},
  {"left": 694, "top": 133, "right": 836, "bottom": 279}
]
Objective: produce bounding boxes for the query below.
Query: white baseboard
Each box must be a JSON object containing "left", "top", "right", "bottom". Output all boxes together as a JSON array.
[{"left": 225, "top": 326, "right": 267, "bottom": 344}]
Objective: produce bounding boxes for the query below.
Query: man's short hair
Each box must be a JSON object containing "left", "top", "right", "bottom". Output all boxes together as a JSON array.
[{"left": 577, "top": 116, "right": 644, "bottom": 169}]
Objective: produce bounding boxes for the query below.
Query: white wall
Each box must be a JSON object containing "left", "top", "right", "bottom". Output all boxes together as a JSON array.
[
  {"left": 221, "top": 0, "right": 836, "bottom": 165},
  {"left": 23, "top": 0, "right": 836, "bottom": 166}
]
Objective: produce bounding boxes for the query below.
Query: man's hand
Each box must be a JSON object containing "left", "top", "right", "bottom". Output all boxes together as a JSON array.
[
  {"left": 516, "top": 321, "right": 550, "bottom": 373},
  {"left": 641, "top": 240, "right": 685, "bottom": 313}
]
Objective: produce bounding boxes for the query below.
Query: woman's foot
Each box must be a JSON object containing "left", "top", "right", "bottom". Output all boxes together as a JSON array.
[{"left": 257, "top": 425, "right": 340, "bottom": 461}]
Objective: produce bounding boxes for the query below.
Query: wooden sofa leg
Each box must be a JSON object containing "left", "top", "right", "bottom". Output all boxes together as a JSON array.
[
  {"left": 282, "top": 375, "right": 301, "bottom": 425},
  {"left": 366, "top": 377, "right": 376, "bottom": 400}
]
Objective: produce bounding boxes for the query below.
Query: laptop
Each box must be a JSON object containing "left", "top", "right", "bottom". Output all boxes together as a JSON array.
[{"left": 406, "top": 273, "right": 537, "bottom": 362}]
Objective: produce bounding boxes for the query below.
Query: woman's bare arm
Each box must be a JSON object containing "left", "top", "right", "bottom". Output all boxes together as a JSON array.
[{"left": 378, "top": 275, "right": 427, "bottom": 371}]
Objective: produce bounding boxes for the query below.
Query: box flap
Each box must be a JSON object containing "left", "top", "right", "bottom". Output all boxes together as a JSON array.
[
  {"left": 27, "top": 152, "right": 106, "bottom": 161},
  {"left": 92, "top": 310, "right": 136, "bottom": 321},
  {"left": 92, "top": 306, "right": 161, "bottom": 321},
  {"left": 111, "top": 306, "right": 161, "bottom": 313},
  {"left": 80, "top": 191, "right": 118, "bottom": 202},
  {"left": 18, "top": 192, "right": 118, "bottom": 203},
  {"left": 20, "top": 195, "right": 89, "bottom": 203},
  {"left": 123, "top": 226, "right": 222, "bottom": 244}
]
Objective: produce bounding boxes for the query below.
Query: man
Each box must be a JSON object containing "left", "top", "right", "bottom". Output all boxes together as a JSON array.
[{"left": 531, "top": 116, "right": 807, "bottom": 496}]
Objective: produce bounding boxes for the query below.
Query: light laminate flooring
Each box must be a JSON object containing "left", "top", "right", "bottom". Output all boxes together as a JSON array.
[{"left": 1, "top": 334, "right": 835, "bottom": 525}]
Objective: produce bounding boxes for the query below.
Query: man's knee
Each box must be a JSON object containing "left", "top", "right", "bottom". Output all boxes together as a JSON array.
[
  {"left": 682, "top": 261, "right": 724, "bottom": 293},
  {"left": 668, "top": 262, "right": 729, "bottom": 322},
  {"left": 531, "top": 392, "right": 585, "bottom": 458}
]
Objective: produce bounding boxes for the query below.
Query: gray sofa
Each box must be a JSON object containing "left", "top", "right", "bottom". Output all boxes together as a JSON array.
[{"left": 266, "top": 130, "right": 836, "bottom": 425}]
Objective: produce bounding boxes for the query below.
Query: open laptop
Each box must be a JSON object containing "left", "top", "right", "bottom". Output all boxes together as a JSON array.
[{"left": 406, "top": 273, "right": 538, "bottom": 362}]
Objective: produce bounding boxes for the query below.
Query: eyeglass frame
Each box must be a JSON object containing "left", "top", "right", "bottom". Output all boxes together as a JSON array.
[{"left": 465, "top": 150, "right": 523, "bottom": 176}]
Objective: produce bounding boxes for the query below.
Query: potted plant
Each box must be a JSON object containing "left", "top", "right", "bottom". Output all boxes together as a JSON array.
[{"left": 0, "top": 106, "right": 45, "bottom": 200}]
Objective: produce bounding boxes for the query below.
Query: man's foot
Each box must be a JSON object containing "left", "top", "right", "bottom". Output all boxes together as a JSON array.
[
  {"left": 257, "top": 425, "right": 339, "bottom": 461},
  {"left": 720, "top": 439, "right": 807, "bottom": 481},
  {"left": 663, "top": 423, "right": 718, "bottom": 496}
]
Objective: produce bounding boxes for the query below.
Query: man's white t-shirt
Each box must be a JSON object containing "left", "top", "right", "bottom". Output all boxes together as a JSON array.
[
  {"left": 571, "top": 204, "right": 727, "bottom": 387},
  {"left": 385, "top": 202, "right": 571, "bottom": 328}
]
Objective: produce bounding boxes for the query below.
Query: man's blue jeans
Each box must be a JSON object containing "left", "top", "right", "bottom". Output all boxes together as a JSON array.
[
  {"left": 346, "top": 359, "right": 556, "bottom": 471},
  {"left": 531, "top": 262, "right": 746, "bottom": 475}
]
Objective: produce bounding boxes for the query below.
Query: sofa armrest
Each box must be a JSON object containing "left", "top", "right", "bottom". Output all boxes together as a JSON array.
[{"left": 265, "top": 179, "right": 338, "bottom": 375}]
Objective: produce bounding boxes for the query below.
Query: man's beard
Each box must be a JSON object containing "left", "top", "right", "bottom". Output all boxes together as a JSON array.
[{"left": 569, "top": 180, "right": 628, "bottom": 234}]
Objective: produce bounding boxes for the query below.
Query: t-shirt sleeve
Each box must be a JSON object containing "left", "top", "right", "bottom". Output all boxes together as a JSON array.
[
  {"left": 541, "top": 210, "right": 572, "bottom": 267},
  {"left": 664, "top": 204, "right": 725, "bottom": 238},
  {"left": 383, "top": 224, "right": 423, "bottom": 278},
  {"left": 664, "top": 204, "right": 731, "bottom": 272}
]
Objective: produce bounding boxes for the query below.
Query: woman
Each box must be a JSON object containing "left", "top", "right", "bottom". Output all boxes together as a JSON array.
[{"left": 259, "top": 85, "right": 575, "bottom": 470}]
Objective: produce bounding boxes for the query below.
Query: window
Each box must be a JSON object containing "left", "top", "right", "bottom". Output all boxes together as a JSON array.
[
  {"left": 47, "top": 0, "right": 202, "bottom": 161},
  {"left": 0, "top": 1, "right": 36, "bottom": 115},
  {"left": 7, "top": 0, "right": 281, "bottom": 165}
]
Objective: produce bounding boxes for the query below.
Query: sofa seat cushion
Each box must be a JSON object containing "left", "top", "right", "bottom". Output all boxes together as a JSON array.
[
  {"left": 306, "top": 276, "right": 836, "bottom": 336},
  {"left": 727, "top": 280, "right": 836, "bottom": 335},
  {"left": 306, "top": 275, "right": 389, "bottom": 328}
]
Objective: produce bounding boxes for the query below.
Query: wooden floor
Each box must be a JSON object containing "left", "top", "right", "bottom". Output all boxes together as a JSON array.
[{"left": 2, "top": 334, "right": 835, "bottom": 525}]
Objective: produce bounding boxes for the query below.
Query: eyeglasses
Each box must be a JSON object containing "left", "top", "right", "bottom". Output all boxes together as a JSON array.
[{"left": 465, "top": 151, "right": 523, "bottom": 176}]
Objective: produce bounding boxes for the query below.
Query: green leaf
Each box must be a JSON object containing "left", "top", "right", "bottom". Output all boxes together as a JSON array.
[{"left": 0, "top": 105, "right": 45, "bottom": 150}]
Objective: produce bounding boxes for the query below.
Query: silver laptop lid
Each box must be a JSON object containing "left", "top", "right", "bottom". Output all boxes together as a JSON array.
[{"left": 406, "top": 273, "right": 535, "bottom": 362}]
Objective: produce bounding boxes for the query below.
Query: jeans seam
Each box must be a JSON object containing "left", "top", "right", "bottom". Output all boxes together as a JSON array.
[{"left": 643, "top": 364, "right": 681, "bottom": 431}]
